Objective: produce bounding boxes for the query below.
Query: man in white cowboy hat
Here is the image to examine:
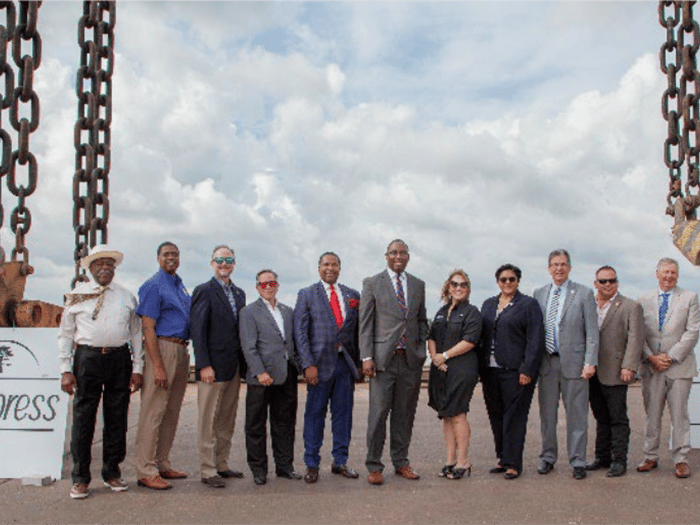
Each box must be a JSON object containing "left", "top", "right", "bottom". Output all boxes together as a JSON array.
[{"left": 58, "top": 244, "right": 143, "bottom": 500}]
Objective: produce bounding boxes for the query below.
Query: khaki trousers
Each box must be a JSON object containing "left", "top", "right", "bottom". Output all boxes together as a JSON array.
[
  {"left": 198, "top": 373, "right": 241, "bottom": 478},
  {"left": 134, "top": 339, "right": 189, "bottom": 479}
]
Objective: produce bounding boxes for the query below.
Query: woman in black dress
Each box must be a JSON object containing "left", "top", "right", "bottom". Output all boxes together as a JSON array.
[
  {"left": 428, "top": 269, "right": 482, "bottom": 480},
  {"left": 479, "top": 263, "right": 544, "bottom": 479}
]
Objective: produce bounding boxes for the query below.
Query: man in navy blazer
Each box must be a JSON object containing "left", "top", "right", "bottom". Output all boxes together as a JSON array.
[
  {"left": 190, "top": 245, "right": 246, "bottom": 488},
  {"left": 294, "top": 252, "right": 362, "bottom": 483}
]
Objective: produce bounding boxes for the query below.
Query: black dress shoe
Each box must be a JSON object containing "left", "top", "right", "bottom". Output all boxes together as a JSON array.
[
  {"left": 573, "top": 467, "right": 587, "bottom": 480},
  {"left": 276, "top": 470, "right": 302, "bottom": 480},
  {"left": 606, "top": 462, "right": 627, "bottom": 477},
  {"left": 537, "top": 461, "right": 554, "bottom": 475},
  {"left": 331, "top": 464, "right": 359, "bottom": 478},
  {"left": 253, "top": 474, "right": 267, "bottom": 485},
  {"left": 489, "top": 466, "right": 506, "bottom": 474},
  {"left": 304, "top": 468, "right": 319, "bottom": 483},
  {"left": 585, "top": 458, "right": 611, "bottom": 471},
  {"left": 217, "top": 469, "right": 244, "bottom": 479},
  {"left": 201, "top": 476, "right": 226, "bottom": 488}
]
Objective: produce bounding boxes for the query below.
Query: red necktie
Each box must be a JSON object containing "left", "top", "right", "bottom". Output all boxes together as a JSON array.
[{"left": 330, "top": 284, "right": 343, "bottom": 329}]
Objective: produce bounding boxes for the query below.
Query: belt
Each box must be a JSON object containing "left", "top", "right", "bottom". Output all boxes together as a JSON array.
[
  {"left": 159, "top": 336, "right": 188, "bottom": 346},
  {"left": 394, "top": 348, "right": 406, "bottom": 355},
  {"left": 78, "top": 344, "right": 128, "bottom": 354}
]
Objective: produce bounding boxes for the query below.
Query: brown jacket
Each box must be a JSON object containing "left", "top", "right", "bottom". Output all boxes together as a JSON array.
[{"left": 597, "top": 294, "right": 644, "bottom": 386}]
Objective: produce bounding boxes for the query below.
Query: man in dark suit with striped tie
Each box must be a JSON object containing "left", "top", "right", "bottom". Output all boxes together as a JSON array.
[{"left": 294, "top": 252, "right": 362, "bottom": 483}]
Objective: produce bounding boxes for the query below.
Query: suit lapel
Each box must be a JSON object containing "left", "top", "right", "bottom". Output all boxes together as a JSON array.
[
  {"left": 211, "top": 279, "right": 235, "bottom": 321},
  {"left": 380, "top": 271, "right": 404, "bottom": 316},
  {"left": 339, "top": 284, "right": 355, "bottom": 328},
  {"left": 316, "top": 282, "right": 338, "bottom": 327},
  {"left": 258, "top": 298, "right": 284, "bottom": 338},
  {"left": 559, "top": 283, "right": 577, "bottom": 322},
  {"left": 662, "top": 288, "right": 681, "bottom": 332},
  {"left": 600, "top": 295, "right": 622, "bottom": 333}
]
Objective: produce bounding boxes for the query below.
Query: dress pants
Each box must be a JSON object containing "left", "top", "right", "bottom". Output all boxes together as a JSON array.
[
  {"left": 365, "top": 352, "right": 423, "bottom": 473},
  {"left": 538, "top": 352, "right": 589, "bottom": 468},
  {"left": 245, "top": 361, "right": 298, "bottom": 476},
  {"left": 588, "top": 374, "right": 629, "bottom": 465},
  {"left": 641, "top": 371, "right": 692, "bottom": 464},
  {"left": 303, "top": 355, "right": 354, "bottom": 469},
  {"left": 198, "top": 372, "right": 241, "bottom": 478},
  {"left": 134, "top": 339, "right": 189, "bottom": 479},
  {"left": 70, "top": 344, "right": 132, "bottom": 485},
  {"left": 482, "top": 367, "right": 536, "bottom": 474}
]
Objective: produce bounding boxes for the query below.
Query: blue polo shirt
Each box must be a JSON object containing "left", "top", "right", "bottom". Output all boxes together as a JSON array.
[{"left": 136, "top": 268, "right": 191, "bottom": 340}]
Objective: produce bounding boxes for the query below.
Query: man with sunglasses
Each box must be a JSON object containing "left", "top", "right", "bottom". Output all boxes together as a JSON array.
[
  {"left": 240, "top": 269, "right": 301, "bottom": 485},
  {"left": 359, "top": 239, "right": 428, "bottom": 485},
  {"left": 190, "top": 245, "right": 246, "bottom": 488},
  {"left": 637, "top": 258, "right": 700, "bottom": 479},
  {"left": 534, "top": 249, "right": 598, "bottom": 480},
  {"left": 585, "top": 266, "right": 643, "bottom": 477}
]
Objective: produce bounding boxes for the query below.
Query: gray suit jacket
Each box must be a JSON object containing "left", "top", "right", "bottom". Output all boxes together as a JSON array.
[
  {"left": 239, "top": 297, "right": 298, "bottom": 386},
  {"left": 534, "top": 281, "right": 599, "bottom": 379},
  {"left": 597, "top": 294, "right": 644, "bottom": 386},
  {"left": 638, "top": 286, "right": 700, "bottom": 380},
  {"left": 359, "top": 269, "right": 429, "bottom": 371}
]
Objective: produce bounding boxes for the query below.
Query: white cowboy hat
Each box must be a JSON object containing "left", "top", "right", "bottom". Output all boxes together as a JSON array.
[{"left": 80, "top": 244, "right": 124, "bottom": 270}]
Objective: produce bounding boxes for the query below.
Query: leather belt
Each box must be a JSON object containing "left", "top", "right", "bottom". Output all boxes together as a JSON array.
[
  {"left": 394, "top": 348, "right": 406, "bottom": 355},
  {"left": 159, "top": 336, "right": 188, "bottom": 346},
  {"left": 78, "top": 344, "right": 128, "bottom": 354}
]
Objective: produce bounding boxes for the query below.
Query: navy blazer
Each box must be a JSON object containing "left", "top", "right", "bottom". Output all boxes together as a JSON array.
[
  {"left": 293, "top": 281, "right": 361, "bottom": 382},
  {"left": 190, "top": 277, "right": 246, "bottom": 382},
  {"left": 479, "top": 290, "right": 544, "bottom": 379}
]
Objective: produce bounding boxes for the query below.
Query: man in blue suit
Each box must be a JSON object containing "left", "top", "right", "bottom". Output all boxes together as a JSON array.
[
  {"left": 190, "top": 245, "right": 246, "bottom": 488},
  {"left": 294, "top": 252, "right": 362, "bottom": 483}
]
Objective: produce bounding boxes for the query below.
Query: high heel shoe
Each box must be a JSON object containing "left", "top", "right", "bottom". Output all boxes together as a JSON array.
[
  {"left": 447, "top": 465, "right": 471, "bottom": 480},
  {"left": 438, "top": 464, "right": 455, "bottom": 478}
]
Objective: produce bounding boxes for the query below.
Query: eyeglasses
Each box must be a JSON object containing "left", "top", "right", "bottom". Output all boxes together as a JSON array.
[
  {"left": 387, "top": 250, "right": 409, "bottom": 257},
  {"left": 597, "top": 278, "right": 617, "bottom": 285},
  {"left": 499, "top": 276, "right": 518, "bottom": 283},
  {"left": 257, "top": 280, "right": 278, "bottom": 289},
  {"left": 449, "top": 281, "right": 469, "bottom": 289},
  {"left": 213, "top": 256, "right": 235, "bottom": 265}
]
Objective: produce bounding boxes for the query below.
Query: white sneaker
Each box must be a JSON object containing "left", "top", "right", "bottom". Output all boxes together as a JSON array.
[
  {"left": 103, "top": 478, "right": 129, "bottom": 492},
  {"left": 69, "top": 483, "right": 90, "bottom": 499}
]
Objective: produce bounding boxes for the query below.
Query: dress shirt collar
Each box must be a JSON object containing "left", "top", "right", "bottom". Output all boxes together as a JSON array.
[
  {"left": 386, "top": 267, "right": 406, "bottom": 281},
  {"left": 261, "top": 296, "right": 279, "bottom": 311},
  {"left": 159, "top": 267, "right": 182, "bottom": 286},
  {"left": 321, "top": 280, "right": 343, "bottom": 293}
]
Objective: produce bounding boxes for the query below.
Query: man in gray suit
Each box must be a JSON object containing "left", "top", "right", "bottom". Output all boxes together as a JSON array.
[
  {"left": 359, "top": 239, "right": 429, "bottom": 485},
  {"left": 534, "top": 249, "right": 598, "bottom": 480},
  {"left": 585, "top": 266, "right": 644, "bottom": 477},
  {"left": 637, "top": 257, "right": 700, "bottom": 479},
  {"left": 240, "top": 269, "right": 301, "bottom": 485}
]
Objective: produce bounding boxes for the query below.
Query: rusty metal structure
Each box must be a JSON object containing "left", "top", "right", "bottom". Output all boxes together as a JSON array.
[{"left": 0, "top": 1, "right": 114, "bottom": 328}]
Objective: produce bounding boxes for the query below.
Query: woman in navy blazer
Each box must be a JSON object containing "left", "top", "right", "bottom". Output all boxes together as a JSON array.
[{"left": 479, "top": 264, "right": 544, "bottom": 479}]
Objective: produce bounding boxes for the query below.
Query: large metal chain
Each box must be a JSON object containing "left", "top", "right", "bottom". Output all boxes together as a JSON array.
[
  {"left": 72, "top": 1, "right": 114, "bottom": 287},
  {"left": 0, "top": 2, "right": 16, "bottom": 268},
  {"left": 7, "top": 1, "right": 40, "bottom": 275},
  {"left": 661, "top": 1, "right": 700, "bottom": 219}
]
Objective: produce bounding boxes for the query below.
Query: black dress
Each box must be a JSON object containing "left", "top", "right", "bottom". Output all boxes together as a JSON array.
[{"left": 428, "top": 301, "right": 482, "bottom": 418}]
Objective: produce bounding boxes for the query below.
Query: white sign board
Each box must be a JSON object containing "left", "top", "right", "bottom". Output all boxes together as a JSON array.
[{"left": 0, "top": 328, "right": 68, "bottom": 479}]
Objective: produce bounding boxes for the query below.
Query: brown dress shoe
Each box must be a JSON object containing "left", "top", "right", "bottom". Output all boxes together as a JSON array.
[
  {"left": 331, "top": 464, "right": 359, "bottom": 478},
  {"left": 636, "top": 459, "right": 658, "bottom": 472},
  {"left": 368, "top": 471, "right": 384, "bottom": 485},
  {"left": 395, "top": 465, "right": 420, "bottom": 480},
  {"left": 304, "top": 468, "right": 319, "bottom": 483},
  {"left": 159, "top": 469, "right": 188, "bottom": 479},
  {"left": 137, "top": 475, "right": 172, "bottom": 490},
  {"left": 675, "top": 462, "right": 691, "bottom": 478}
]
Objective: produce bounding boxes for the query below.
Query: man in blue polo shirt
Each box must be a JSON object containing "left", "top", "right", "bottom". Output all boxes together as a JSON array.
[{"left": 134, "top": 241, "right": 191, "bottom": 490}]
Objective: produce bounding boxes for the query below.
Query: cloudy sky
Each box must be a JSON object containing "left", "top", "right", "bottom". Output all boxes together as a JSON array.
[{"left": 11, "top": 1, "right": 692, "bottom": 316}]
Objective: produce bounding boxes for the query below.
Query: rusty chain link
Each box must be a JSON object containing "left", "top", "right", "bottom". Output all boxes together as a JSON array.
[
  {"left": 72, "top": 1, "right": 114, "bottom": 288},
  {"left": 661, "top": 1, "right": 700, "bottom": 220},
  {"left": 6, "top": 1, "right": 41, "bottom": 276},
  {"left": 0, "top": 2, "right": 16, "bottom": 268}
]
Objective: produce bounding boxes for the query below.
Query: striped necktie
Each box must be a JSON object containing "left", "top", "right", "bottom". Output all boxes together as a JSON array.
[
  {"left": 545, "top": 286, "right": 561, "bottom": 354},
  {"left": 659, "top": 292, "right": 670, "bottom": 331}
]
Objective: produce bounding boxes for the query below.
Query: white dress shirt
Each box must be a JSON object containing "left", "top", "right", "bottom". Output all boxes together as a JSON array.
[
  {"left": 58, "top": 280, "right": 144, "bottom": 374},
  {"left": 386, "top": 267, "right": 408, "bottom": 305}
]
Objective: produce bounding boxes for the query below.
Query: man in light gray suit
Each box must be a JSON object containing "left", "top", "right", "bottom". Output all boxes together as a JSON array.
[
  {"left": 585, "top": 266, "right": 644, "bottom": 477},
  {"left": 240, "top": 269, "right": 301, "bottom": 486},
  {"left": 534, "top": 249, "right": 598, "bottom": 480},
  {"left": 637, "top": 257, "right": 700, "bottom": 479},
  {"left": 359, "top": 239, "right": 429, "bottom": 485}
]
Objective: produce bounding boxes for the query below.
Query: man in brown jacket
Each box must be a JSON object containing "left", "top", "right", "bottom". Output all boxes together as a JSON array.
[{"left": 585, "top": 266, "right": 644, "bottom": 477}]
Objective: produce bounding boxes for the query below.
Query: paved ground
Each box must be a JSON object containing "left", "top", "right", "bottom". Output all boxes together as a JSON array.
[{"left": 1, "top": 380, "right": 699, "bottom": 524}]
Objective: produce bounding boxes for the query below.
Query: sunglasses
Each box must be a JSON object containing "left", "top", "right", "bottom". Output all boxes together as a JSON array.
[
  {"left": 213, "top": 256, "right": 235, "bottom": 265},
  {"left": 257, "top": 280, "right": 278, "bottom": 289},
  {"left": 449, "top": 281, "right": 469, "bottom": 289},
  {"left": 597, "top": 278, "right": 617, "bottom": 285},
  {"left": 499, "top": 276, "right": 518, "bottom": 283}
]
